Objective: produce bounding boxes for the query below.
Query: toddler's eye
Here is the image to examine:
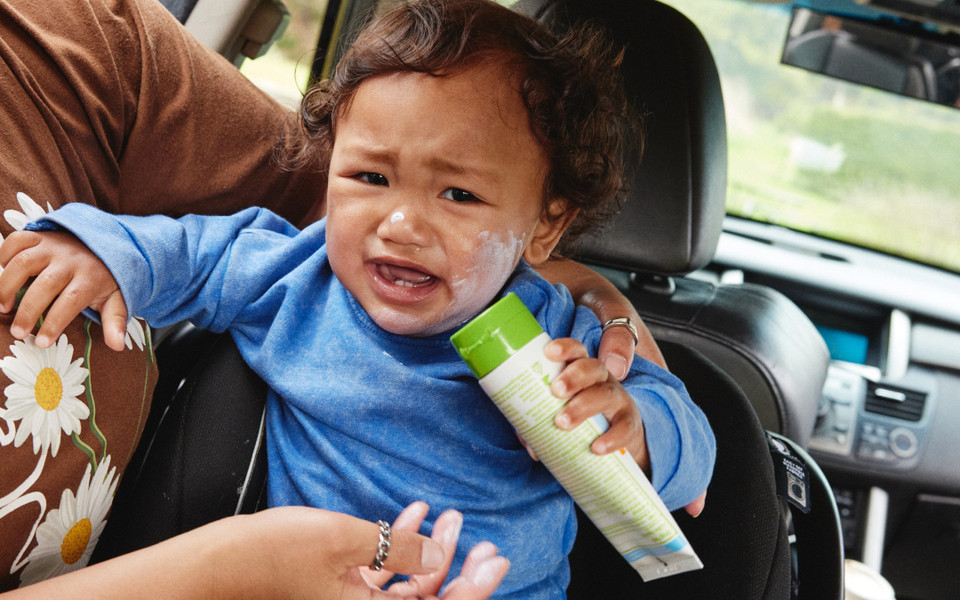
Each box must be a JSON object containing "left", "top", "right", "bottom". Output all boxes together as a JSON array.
[
  {"left": 441, "top": 188, "right": 479, "bottom": 203},
  {"left": 356, "top": 172, "right": 389, "bottom": 186}
]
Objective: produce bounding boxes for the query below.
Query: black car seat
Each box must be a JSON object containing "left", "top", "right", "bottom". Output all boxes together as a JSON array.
[
  {"left": 526, "top": 1, "right": 843, "bottom": 597},
  {"left": 528, "top": 0, "right": 830, "bottom": 450},
  {"left": 93, "top": 326, "right": 842, "bottom": 599}
]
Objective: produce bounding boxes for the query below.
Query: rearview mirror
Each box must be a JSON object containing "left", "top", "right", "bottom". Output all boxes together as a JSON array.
[{"left": 782, "top": 7, "right": 960, "bottom": 109}]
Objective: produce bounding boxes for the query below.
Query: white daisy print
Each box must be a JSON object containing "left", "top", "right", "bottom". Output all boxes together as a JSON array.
[
  {"left": 0, "top": 334, "right": 90, "bottom": 457},
  {"left": 124, "top": 318, "right": 146, "bottom": 351},
  {"left": 3, "top": 192, "right": 54, "bottom": 232},
  {"left": 18, "top": 456, "right": 118, "bottom": 586}
]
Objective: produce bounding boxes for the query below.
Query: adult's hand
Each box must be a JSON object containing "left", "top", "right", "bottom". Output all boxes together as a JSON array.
[
  {"left": 364, "top": 501, "right": 509, "bottom": 599},
  {"left": 3, "top": 504, "right": 508, "bottom": 600},
  {"left": 535, "top": 258, "right": 666, "bottom": 377}
]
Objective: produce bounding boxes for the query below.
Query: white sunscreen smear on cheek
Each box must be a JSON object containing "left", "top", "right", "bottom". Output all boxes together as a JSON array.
[
  {"left": 391, "top": 211, "right": 405, "bottom": 224},
  {"left": 440, "top": 230, "right": 525, "bottom": 327}
]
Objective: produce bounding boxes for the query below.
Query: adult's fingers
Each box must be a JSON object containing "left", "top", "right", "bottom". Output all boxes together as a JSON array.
[
  {"left": 363, "top": 501, "right": 432, "bottom": 588},
  {"left": 98, "top": 291, "right": 129, "bottom": 351},
  {"left": 597, "top": 324, "right": 638, "bottom": 381},
  {"left": 387, "top": 509, "right": 463, "bottom": 597},
  {"left": 329, "top": 513, "right": 444, "bottom": 584},
  {"left": 439, "top": 542, "right": 510, "bottom": 600}
]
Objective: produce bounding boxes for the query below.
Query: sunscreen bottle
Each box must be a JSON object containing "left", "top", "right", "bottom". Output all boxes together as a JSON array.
[{"left": 450, "top": 292, "right": 702, "bottom": 581}]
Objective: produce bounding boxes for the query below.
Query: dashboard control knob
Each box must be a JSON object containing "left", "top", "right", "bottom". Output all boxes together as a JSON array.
[{"left": 889, "top": 427, "right": 918, "bottom": 458}]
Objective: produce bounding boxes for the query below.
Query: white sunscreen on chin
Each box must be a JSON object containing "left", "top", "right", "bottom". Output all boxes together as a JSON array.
[{"left": 450, "top": 292, "right": 703, "bottom": 582}]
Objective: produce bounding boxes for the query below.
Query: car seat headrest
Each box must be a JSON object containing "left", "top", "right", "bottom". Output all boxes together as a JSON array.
[{"left": 535, "top": 0, "right": 727, "bottom": 276}]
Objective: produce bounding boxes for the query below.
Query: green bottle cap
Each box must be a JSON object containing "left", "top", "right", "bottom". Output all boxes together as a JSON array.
[{"left": 450, "top": 293, "right": 543, "bottom": 378}]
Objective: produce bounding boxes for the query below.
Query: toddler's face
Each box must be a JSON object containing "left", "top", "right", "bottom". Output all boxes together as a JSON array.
[{"left": 325, "top": 63, "right": 568, "bottom": 336}]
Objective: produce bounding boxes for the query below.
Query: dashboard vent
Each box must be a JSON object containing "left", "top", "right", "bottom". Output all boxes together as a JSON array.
[{"left": 864, "top": 382, "right": 927, "bottom": 422}]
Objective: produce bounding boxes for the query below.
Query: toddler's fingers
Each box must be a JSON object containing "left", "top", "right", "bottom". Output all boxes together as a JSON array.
[
  {"left": 34, "top": 278, "right": 113, "bottom": 348},
  {"left": 0, "top": 271, "right": 27, "bottom": 314},
  {"left": 0, "top": 230, "right": 43, "bottom": 267},
  {"left": 684, "top": 491, "right": 707, "bottom": 518},
  {"left": 99, "top": 291, "right": 129, "bottom": 352},
  {"left": 550, "top": 356, "right": 609, "bottom": 400},
  {"left": 0, "top": 234, "right": 46, "bottom": 313},
  {"left": 10, "top": 271, "right": 70, "bottom": 344},
  {"left": 553, "top": 377, "right": 618, "bottom": 431},
  {"left": 542, "top": 337, "right": 588, "bottom": 363},
  {"left": 516, "top": 431, "right": 539, "bottom": 461},
  {"left": 591, "top": 410, "right": 647, "bottom": 462}
]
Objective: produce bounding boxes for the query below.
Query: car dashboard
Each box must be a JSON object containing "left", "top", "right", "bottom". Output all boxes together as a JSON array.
[{"left": 711, "top": 215, "right": 960, "bottom": 598}]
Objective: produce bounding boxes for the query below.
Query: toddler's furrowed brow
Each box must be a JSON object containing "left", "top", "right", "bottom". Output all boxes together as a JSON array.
[
  {"left": 341, "top": 145, "right": 398, "bottom": 169},
  {"left": 426, "top": 156, "right": 500, "bottom": 186}
]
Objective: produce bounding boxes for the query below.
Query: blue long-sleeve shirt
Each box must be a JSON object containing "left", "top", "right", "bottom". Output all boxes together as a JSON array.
[{"left": 32, "top": 204, "right": 715, "bottom": 599}]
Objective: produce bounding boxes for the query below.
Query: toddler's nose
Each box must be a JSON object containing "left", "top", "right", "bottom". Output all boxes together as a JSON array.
[{"left": 377, "top": 207, "right": 431, "bottom": 249}]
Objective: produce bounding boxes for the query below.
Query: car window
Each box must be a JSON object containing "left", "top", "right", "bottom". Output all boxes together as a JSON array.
[
  {"left": 660, "top": 0, "right": 960, "bottom": 274},
  {"left": 239, "top": 0, "right": 523, "bottom": 108},
  {"left": 239, "top": 0, "right": 329, "bottom": 109}
]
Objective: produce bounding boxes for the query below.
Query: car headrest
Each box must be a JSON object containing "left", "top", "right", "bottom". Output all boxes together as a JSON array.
[{"left": 534, "top": 0, "right": 727, "bottom": 276}]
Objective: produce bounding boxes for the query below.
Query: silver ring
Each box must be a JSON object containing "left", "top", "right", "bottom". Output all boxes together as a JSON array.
[
  {"left": 602, "top": 317, "right": 639, "bottom": 346},
  {"left": 369, "top": 520, "right": 392, "bottom": 571}
]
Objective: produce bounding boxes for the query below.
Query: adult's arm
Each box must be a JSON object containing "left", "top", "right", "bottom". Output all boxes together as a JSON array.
[{"left": 2, "top": 506, "right": 508, "bottom": 600}]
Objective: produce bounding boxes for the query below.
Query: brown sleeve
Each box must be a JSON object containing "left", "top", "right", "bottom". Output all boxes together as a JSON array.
[{"left": 0, "top": 0, "right": 325, "bottom": 225}]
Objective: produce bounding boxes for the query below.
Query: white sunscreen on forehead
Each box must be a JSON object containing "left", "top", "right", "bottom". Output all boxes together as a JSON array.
[{"left": 391, "top": 211, "right": 405, "bottom": 223}]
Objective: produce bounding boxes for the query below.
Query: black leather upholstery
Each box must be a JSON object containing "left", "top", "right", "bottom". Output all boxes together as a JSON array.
[
  {"left": 92, "top": 326, "right": 269, "bottom": 562},
  {"left": 541, "top": 0, "right": 727, "bottom": 276},
  {"left": 632, "top": 279, "right": 828, "bottom": 448},
  {"left": 533, "top": 0, "right": 830, "bottom": 447},
  {"left": 569, "top": 341, "right": 793, "bottom": 600}
]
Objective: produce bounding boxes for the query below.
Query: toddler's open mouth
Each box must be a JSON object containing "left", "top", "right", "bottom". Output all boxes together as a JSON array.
[
  {"left": 377, "top": 263, "right": 435, "bottom": 288},
  {"left": 366, "top": 260, "right": 441, "bottom": 306}
]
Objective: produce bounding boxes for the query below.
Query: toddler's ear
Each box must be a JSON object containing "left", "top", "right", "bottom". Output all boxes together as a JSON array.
[{"left": 523, "top": 200, "right": 577, "bottom": 265}]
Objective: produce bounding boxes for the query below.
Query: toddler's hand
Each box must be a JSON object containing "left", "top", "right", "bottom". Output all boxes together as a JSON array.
[
  {"left": 0, "top": 230, "right": 128, "bottom": 351},
  {"left": 544, "top": 338, "right": 650, "bottom": 475},
  {"left": 545, "top": 338, "right": 709, "bottom": 518}
]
